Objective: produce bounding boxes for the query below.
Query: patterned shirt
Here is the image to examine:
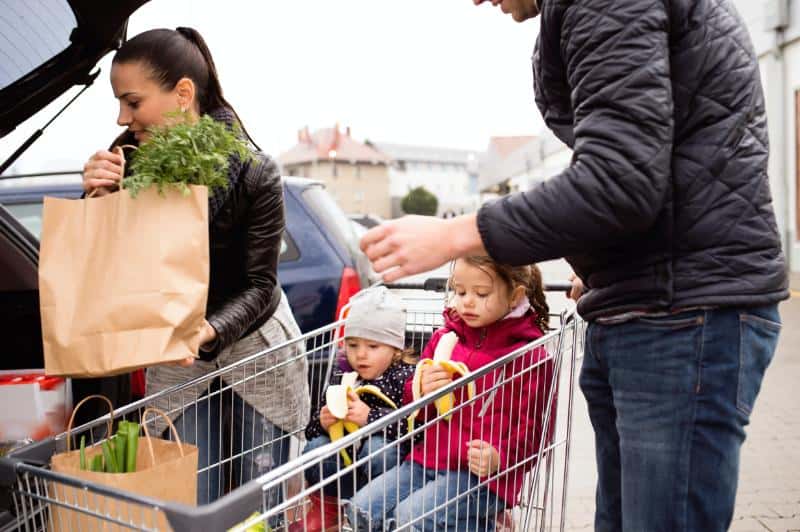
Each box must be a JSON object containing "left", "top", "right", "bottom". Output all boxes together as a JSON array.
[{"left": 306, "top": 359, "right": 415, "bottom": 442}]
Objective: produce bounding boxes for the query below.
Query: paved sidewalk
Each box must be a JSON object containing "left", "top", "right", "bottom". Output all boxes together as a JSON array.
[{"left": 562, "top": 291, "right": 800, "bottom": 531}]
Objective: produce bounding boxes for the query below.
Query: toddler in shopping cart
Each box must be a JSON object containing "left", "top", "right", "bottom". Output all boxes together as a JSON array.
[
  {"left": 346, "top": 256, "right": 555, "bottom": 531},
  {"left": 290, "top": 286, "right": 417, "bottom": 531}
]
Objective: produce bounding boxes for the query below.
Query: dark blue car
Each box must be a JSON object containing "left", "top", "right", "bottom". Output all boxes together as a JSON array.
[{"left": 0, "top": 175, "right": 367, "bottom": 339}]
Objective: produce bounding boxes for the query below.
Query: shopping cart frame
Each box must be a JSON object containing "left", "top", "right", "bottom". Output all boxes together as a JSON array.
[{"left": 1, "top": 280, "right": 582, "bottom": 531}]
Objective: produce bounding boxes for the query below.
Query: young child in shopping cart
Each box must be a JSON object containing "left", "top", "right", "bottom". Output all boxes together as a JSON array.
[
  {"left": 346, "top": 256, "right": 554, "bottom": 531},
  {"left": 290, "top": 286, "right": 417, "bottom": 531}
]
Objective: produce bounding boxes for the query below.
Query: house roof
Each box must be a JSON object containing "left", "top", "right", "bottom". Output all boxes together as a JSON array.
[
  {"left": 279, "top": 125, "right": 391, "bottom": 167},
  {"left": 487, "top": 136, "right": 537, "bottom": 158},
  {"left": 366, "top": 141, "right": 482, "bottom": 166},
  {"left": 478, "top": 131, "right": 570, "bottom": 191}
]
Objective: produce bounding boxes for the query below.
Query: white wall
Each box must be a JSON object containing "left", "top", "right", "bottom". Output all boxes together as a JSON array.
[
  {"left": 734, "top": 0, "right": 800, "bottom": 270},
  {"left": 390, "top": 162, "right": 478, "bottom": 215}
]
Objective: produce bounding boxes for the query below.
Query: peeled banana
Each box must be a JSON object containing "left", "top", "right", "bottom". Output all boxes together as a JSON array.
[
  {"left": 408, "top": 331, "right": 476, "bottom": 432},
  {"left": 325, "top": 371, "right": 398, "bottom": 465}
]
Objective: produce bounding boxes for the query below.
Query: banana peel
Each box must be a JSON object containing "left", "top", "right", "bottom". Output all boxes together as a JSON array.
[
  {"left": 408, "top": 331, "right": 476, "bottom": 433},
  {"left": 326, "top": 371, "right": 398, "bottom": 465}
]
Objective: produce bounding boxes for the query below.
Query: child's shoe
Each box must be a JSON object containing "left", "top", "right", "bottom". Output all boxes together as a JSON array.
[{"left": 288, "top": 493, "right": 340, "bottom": 532}]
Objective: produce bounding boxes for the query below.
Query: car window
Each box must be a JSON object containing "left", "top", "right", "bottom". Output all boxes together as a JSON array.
[
  {"left": 301, "top": 185, "right": 359, "bottom": 255},
  {"left": 279, "top": 232, "right": 300, "bottom": 262},
  {"left": 1, "top": 1, "right": 77, "bottom": 90},
  {"left": 3, "top": 202, "right": 43, "bottom": 238},
  {"left": 3, "top": 199, "right": 306, "bottom": 264}
]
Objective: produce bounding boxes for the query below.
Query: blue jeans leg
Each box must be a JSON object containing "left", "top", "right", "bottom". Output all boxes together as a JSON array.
[
  {"left": 346, "top": 461, "right": 424, "bottom": 531},
  {"left": 303, "top": 434, "right": 400, "bottom": 499},
  {"left": 171, "top": 391, "right": 222, "bottom": 505},
  {"left": 580, "top": 305, "right": 780, "bottom": 532},
  {"left": 394, "top": 469, "right": 505, "bottom": 531},
  {"left": 356, "top": 435, "right": 400, "bottom": 494},
  {"left": 302, "top": 435, "right": 348, "bottom": 497},
  {"left": 232, "top": 393, "right": 290, "bottom": 524}
]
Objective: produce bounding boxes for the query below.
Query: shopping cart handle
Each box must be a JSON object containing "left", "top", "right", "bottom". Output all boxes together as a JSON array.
[{"left": 384, "top": 278, "right": 574, "bottom": 293}]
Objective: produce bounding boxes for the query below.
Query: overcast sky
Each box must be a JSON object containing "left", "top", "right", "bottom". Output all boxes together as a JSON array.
[{"left": 2, "top": 1, "right": 545, "bottom": 174}]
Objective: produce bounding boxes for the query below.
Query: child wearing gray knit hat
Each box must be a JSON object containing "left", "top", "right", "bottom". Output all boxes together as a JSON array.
[
  {"left": 298, "top": 286, "right": 416, "bottom": 526},
  {"left": 343, "top": 286, "right": 407, "bottom": 350}
]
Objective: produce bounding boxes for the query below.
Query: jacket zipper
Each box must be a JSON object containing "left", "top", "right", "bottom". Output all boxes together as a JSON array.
[{"left": 475, "top": 328, "right": 487, "bottom": 349}]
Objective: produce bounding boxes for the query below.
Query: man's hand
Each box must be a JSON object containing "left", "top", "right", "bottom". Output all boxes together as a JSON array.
[
  {"left": 467, "top": 440, "right": 501, "bottom": 477},
  {"left": 345, "top": 390, "right": 371, "bottom": 427},
  {"left": 568, "top": 273, "right": 584, "bottom": 302},
  {"left": 360, "top": 214, "right": 486, "bottom": 283}
]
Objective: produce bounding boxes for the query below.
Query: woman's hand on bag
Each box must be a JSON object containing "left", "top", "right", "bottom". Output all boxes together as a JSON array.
[
  {"left": 319, "top": 406, "right": 337, "bottom": 431},
  {"left": 420, "top": 363, "right": 452, "bottom": 396},
  {"left": 176, "top": 321, "right": 218, "bottom": 367},
  {"left": 345, "top": 390, "right": 370, "bottom": 427},
  {"left": 466, "top": 440, "right": 501, "bottom": 477},
  {"left": 82, "top": 148, "right": 125, "bottom": 197},
  {"left": 197, "top": 320, "right": 218, "bottom": 348}
]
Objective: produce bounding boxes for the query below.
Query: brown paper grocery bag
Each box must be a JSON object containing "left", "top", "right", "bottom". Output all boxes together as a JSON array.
[
  {"left": 49, "top": 397, "right": 198, "bottom": 531},
  {"left": 39, "top": 185, "right": 209, "bottom": 377}
]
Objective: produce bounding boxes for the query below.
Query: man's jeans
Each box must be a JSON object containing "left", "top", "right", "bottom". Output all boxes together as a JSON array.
[
  {"left": 580, "top": 305, "right": 781, "bottom": 532},
  {"left": 346, "top": 461, "right": 506, "bottom": 531},
  {"left": 303, "top": 434, "right": 398, "bottom": 498},
  {"left": 170, "top": 381, "right": 291, "bottom": 506}
]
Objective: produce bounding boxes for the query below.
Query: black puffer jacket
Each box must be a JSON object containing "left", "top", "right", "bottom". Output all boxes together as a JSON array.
[{"left": 477, "top": 0, "right": 788, "bottom": 320}]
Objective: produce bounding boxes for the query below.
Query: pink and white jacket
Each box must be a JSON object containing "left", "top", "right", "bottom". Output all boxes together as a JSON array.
[{"left": 403, "top": 306, "right": 555, "bottom": 506}]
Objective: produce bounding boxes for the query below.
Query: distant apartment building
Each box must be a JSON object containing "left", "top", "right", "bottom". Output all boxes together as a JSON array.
[
  {"left": 366, "top": 141, "right": 482, "bottom": 218},
  {"left": 478, "top": 133, "right": 571, "bottom": 199},
  {"left": 278, "top": 125, "right": 392, "bottom": 218}
]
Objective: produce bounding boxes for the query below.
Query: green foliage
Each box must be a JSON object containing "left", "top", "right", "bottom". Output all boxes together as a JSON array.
[
  {"left": 401, "top": 186, "right": 439, "bottom": 216},
  {"left": 124, "top": 112, "right": 252, "bottom": 198}
]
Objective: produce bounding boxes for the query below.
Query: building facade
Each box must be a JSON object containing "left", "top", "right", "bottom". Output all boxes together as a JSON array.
[
  {"left": 478, "top": 133, "right": 571, "bottom": 199},
  {"left": 278, "top": 125, "right": 392, "bottom": 218},
  {"left": 366, "top": 141, "right": 482, "bottom": 218},
  {"left": 733, "top": 0, "right": 800, "bottom": 271}
]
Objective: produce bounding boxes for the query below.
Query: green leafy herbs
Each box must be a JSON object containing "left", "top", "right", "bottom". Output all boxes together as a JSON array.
[{"left": 124, "top": 112, "right": 252, "bottom": 198}]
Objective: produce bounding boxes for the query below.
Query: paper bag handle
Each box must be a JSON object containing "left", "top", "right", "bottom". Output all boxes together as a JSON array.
[
  {"left": 65, "top": 394, "right": 114, "bottom": 452},
  {"left": 141, "top": 407, "right": 186, "bottom": 465}
]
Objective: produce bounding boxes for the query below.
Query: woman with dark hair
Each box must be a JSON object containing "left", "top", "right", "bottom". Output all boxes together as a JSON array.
[{"left": 81, "top": 27, "right": 310, "bottom": 507}]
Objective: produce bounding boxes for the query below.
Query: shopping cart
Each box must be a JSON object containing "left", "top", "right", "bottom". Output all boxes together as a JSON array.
[{"left": 1, "top": 279, "right": 583, "bottom": 531}]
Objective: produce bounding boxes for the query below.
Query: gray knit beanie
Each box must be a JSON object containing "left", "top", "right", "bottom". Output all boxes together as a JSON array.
[{"left": 343, "top": 286, "right": 407, "bottom": 350}]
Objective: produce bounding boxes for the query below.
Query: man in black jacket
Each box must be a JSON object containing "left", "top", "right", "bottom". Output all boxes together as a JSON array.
[{"left": 361, "top": 0, "right": 789, "bottom": 530}]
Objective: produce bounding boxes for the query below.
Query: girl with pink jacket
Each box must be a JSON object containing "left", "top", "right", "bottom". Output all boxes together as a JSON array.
[{"left": 346, "top": 256, "right": 555, "bottom": 531}]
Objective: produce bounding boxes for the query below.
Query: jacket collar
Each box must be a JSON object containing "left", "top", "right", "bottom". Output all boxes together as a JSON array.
[{"left": 441, "top": 307, "right": 543, "bottom": 350}]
